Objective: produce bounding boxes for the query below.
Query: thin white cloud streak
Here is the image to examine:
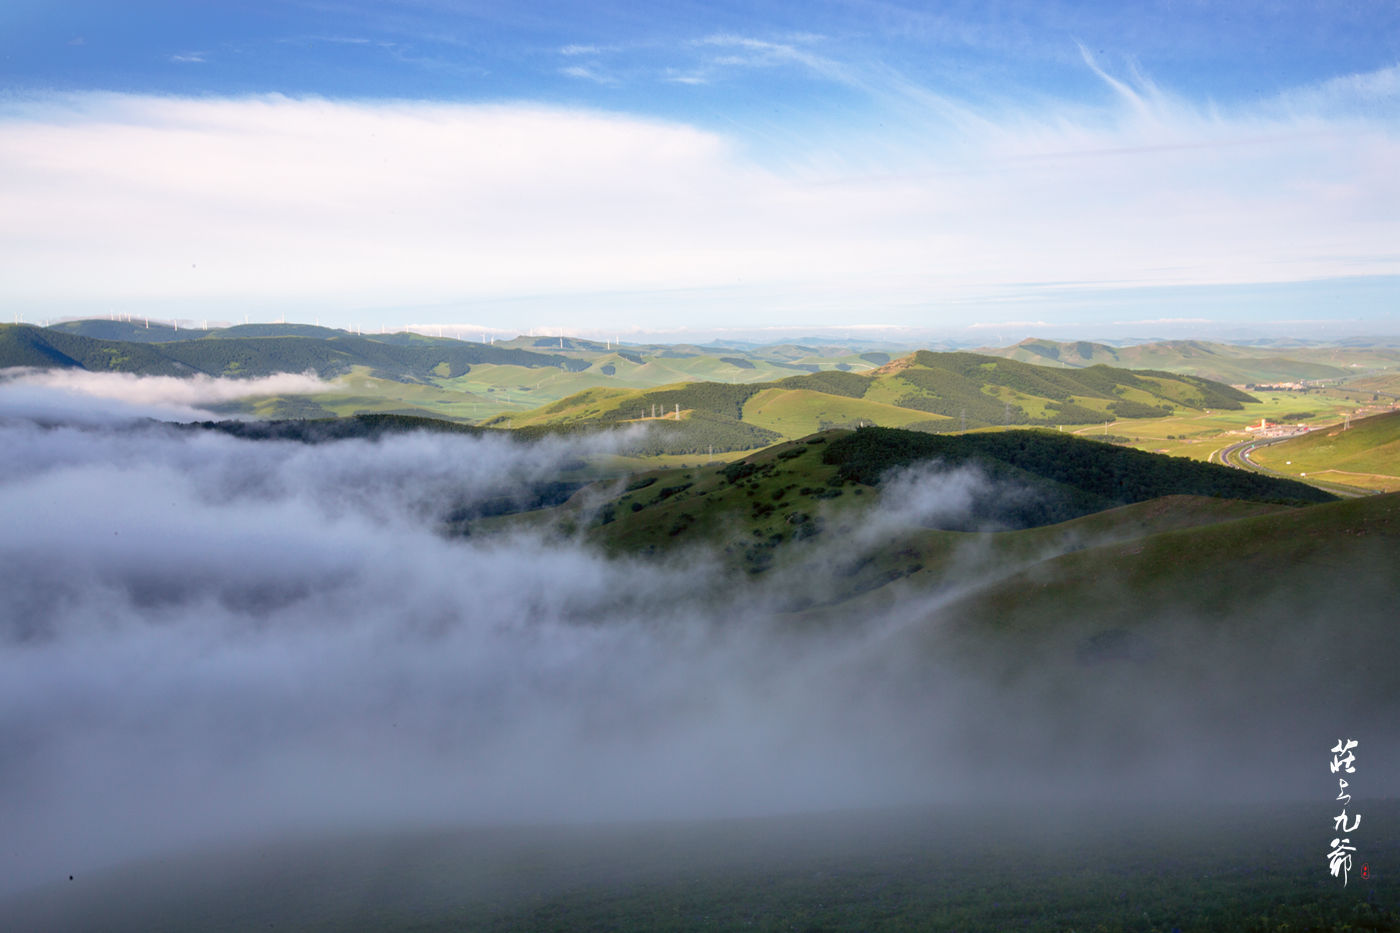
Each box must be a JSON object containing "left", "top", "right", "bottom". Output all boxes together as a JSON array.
[
  {"left": 966, "top": 320, "right": 1052, "bottom": 329},
  {"left": 558, "top": 64, "right": 617, "bottom": 85},
  {"left": 1271, "top": 63, "right": 1400, "bottom": 115},
  {"left": 0, "top": 369, "right": 338, "bottom": 421},
  {"left": 0, "top": 77, "right": 1395, "bottom": 325}
]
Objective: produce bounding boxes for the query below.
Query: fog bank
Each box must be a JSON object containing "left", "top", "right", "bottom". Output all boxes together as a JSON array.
[
  {"left": 0, "top": 400, "right": 1393, "bottom": 896},
  {"left": 0, "top": 368, "right": 338, "bottom": 422}
]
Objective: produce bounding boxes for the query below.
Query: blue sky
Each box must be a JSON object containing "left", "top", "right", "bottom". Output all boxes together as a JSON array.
[{"left": 1, "top": 1, "right": 1397, "bottom": 340}]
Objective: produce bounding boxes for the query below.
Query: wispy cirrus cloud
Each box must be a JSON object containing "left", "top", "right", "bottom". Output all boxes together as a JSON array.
[
  {"left": 559, "top": 64, "right": 618, "bottom": 85},
  {"left": 1270, "top": 63, "right": 1400, "bottom": 117},
  {"left": 689, "top": 32, "right": 854, "bottom": 85},
  {"left": 663, "top": 71, "right": 708, "bottom": 86}
]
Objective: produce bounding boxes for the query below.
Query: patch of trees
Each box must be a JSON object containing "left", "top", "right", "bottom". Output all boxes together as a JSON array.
[
  {"left": 0, "top": 325, "right": 191, "bottom": 375},
  {"left": 1064, "top": 364, "right": 1147, "bottom": 397},
  {"left": 822, "top": 426, "right": 1334, "bottom": 518},
  {"left": 654, "top": 482, "right": 693, "bottom": 501},
  {"left": 1136, "top": 370, "right": 1255, "bottom": 409},
  {"left": 774, "top": 370, "right": 873, "bottom": 398},
  {"left": 443, "top": 481, "right": 586, "bottom": 526},
  {"left": 1042, "top": 401, "right": 1105, "bottom": 424},
  {"left": 181, "top": 412, "right": 485, "bottom": 443},
  {"left": 1108, "top": 400, "right": 1175, "bottom": 418},
  {"left": 894, "top": 367, "right": 1024, "bottom": 425}
]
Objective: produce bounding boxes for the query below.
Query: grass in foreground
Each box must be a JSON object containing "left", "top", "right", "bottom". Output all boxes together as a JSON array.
[{"left": 6, "top": 802, "right": 1397, "bottom": 932}]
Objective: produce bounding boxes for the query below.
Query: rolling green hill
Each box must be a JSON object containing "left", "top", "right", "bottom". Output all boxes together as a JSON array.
[
  {"left": 490, "top": 351, "right": 1258, "bottom": 454},
  {"left": 0, "top": 324, "right": 196, "bottom": 374},
  {"left": 16, "top": 322, "right": 1399, "bottom": 435},
  {"left": 920, "top": 488, "right": 1400, "bottom": 698},
  {"left": 1251, "top": 409, "right": 1400, "bottom": 491},
  {"left": 2, "top": 322, "right": 906, "bottom": 421},
  {"left": 506, "top": 425, "right": 1334, "bottom": 574},
  {"left": 511, "top": 423, "right": 1393, "bottom": 718}
]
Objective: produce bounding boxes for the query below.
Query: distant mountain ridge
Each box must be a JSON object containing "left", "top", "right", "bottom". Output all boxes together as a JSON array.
[
  {"left": 0, "top": 324, "right": 588, "bottom": 382},
  {"left": 979, "top": 337, "right": 1400, "bottom": 383}
]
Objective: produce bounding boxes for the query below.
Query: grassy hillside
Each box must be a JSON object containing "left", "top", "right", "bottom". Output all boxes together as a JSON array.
[
  {"left": 4, "top": 322, "right": 907, "bottom": 422},
  {"left": 471, "top": 424, "right": 1395, "bottom": 778},
  {"left": 547, "top": 433, "right": 1396, "bottom": 780},
  {"left": 517, "top": 426, "right": 1334, "bottom": 576},
  {"left": 1250, "top": 409, "right": 1400, "bottom": 491},
  {"left": 923, "top": 489, "right": 1400, "bottom": 698},
  {"left": 0, "top": 324, "right": 199, "bottom": 375},
  {"left": 491, "top": 352, "right": 1258, "bottom": 454},
  {"left": 21, "top": 323, "right": 1400, "bottom": 445}
]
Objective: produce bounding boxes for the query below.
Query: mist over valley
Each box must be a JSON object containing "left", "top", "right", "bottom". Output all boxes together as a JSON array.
[{"left": 2, "top": 369, "right": 1397, "bottom": 929}]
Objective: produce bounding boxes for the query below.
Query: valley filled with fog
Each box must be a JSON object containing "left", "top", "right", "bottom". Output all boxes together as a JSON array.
[{"left": 4, "top": 381, "right": 1396, "bottom": 909}]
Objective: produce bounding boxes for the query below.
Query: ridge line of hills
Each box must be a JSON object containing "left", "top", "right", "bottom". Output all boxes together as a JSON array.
[{"left": 492, "top": 351, "right": 1257, "bottom": 453}]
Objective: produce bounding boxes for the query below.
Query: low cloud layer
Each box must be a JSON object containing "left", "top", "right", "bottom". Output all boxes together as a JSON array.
[
  {"left": 0, "top": 369, "right": 338, "bottom": 422},
  {"left": 0, "top": 398, "right": 1392, "bottom": 896},
  {"left": 0, "top": 415, "right": 954, "bottom": 892}
]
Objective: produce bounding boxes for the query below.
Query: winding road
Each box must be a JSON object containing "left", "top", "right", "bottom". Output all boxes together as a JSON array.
[{"left": 1212, "top": 433, "right": 1375, "bottom": 498}]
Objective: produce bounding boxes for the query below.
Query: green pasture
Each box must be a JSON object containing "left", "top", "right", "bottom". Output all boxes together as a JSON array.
[
  {"left": 1250, "top": 411, "right": 1400, "bottom": 491},
  {"left": 741, "top": 387, "right": 941, "bottom": 435},
  {"left": 1070, "top": 391, "right": 1374, "bottom": 462}
]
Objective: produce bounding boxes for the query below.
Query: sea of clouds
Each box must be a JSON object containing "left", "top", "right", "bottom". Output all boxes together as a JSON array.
[{"left": 1, "top": 376, "right": 1392, "bottom": 896}]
